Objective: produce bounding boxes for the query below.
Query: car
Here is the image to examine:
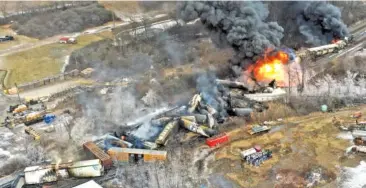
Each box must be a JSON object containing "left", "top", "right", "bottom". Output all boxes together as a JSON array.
[{"left": 0, "top": 35, "right": 14, "bottom": 42}]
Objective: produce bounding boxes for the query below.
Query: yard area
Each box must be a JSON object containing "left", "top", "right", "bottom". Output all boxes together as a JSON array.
[
  {"left": 0, "top": 25, "right": 38, "bottom": 51},
  {"left": 2, "top": 31, "right": 112, "bottom": 88}
]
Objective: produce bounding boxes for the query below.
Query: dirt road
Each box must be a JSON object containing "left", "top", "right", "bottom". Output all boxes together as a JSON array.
[{"left": 15, "top": 80, "right": 80, "bottom": 99}]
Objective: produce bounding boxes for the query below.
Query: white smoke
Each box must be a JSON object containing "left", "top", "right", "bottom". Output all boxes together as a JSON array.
[{"left": 338, "top": 161, "right": 366, "bottom": 188}]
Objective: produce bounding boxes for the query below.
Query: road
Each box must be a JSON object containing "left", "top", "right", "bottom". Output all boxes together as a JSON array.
[
  {"left": 0, "top": 13, "right": 170, "bottom": 57},
  {"left": 16, "top": 80, "right": 80, "bottom": 99},
  {"left": 0, "top": 14, "right": 171, "bottom": 98}
]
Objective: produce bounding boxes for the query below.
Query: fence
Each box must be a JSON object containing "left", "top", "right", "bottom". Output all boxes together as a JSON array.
[{"left": 15, "top": 69, "right": 80, "bottom": 92}]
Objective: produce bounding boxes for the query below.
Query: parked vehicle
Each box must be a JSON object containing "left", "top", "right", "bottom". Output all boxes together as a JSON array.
[
  {"left": 206, "top": 133, "right": 229, "bottom": 147},
  {"left": 0, "top": 35, "right": 14, "bottom": 42},
  {"left": 59, "top": 37, "right": 77, "bottom": 44},
  {"left": 245, "top": 149, "right": 272, "bottom": 166},
  {"left": 240, "top": 148, "right": 257, "bottom": 160}
]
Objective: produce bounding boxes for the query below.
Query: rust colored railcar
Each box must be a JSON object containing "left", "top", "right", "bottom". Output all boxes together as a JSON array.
[
  {"left": 83, "top": 141, "right": 113, "bottom": 169},
  {"left": 107, "top": 147, "right": 167, "bottom": 163}
]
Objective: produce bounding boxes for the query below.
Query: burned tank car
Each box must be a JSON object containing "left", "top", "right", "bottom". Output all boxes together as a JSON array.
[{"left": 305, "top": 36, "right": 353, "bottom": 60}]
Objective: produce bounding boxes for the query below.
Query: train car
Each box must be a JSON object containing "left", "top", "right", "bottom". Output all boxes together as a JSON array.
[
  {"left": 0, "top": 173, "right": 25, "bottom": 188},
  {"left": 67, "top": 159, "right": 103, "bottom": 178},
  {"left": 303, "top": 36, "right": 353, "bottom": 60},
  {"left": 24, "top": 111, "right": 46, "bottom": 125},
  {"left": 12, "top": 104, "right": 27, "bottom": 114},
  {"left": 107, "top": 147, "right": 167, "bottom": 163},
  {"left": 248, "top": 125, "right": 271, "bottom": 135},
  {"left": 83, "top": 141, "right": 113, "bottom": 169},
  {"left": 206, "top": 133, "right": 229, "bottom": 147},
  {"left": 24, "top": 126, "right": 41, "bottom": 141},
  {"left": 155, "top": 120, "right": 178, "bottom": 146},
  {"left": 352, "top": 146, "right": 366, "bottom": 153},
  {"left": 24, "top": 165, "right": 58, "bottom": 185},
  {"left": 352, "top": 130, "right": 366, "bottom": 138},
  {"left": 354, "top": 137, "right": 366, "bottom": 146}
]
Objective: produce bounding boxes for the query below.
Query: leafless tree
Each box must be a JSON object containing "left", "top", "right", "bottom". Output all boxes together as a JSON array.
[
  {"left": 141, "top": 16, "right": 151, "bottom": 39},
  {"left": 15, "top": 1, "right": 25, "bottom": 15},
  {"left": 0, "top": 2, "right": 8, "bottom": 18}
]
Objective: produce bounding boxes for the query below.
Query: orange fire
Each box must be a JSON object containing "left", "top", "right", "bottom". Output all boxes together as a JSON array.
[
  {"left": 331, "top": 38, "right": 340, "bottom": 44},
  {"left": 246, "top": 49, "right": 289, "bottom": 86}
]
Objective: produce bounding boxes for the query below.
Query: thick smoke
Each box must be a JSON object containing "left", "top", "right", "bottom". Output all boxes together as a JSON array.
[
  {"left": 268, "top": 1, "right": 349, "bottom": 48},
  {"left": 296, "top": 1, "right": 349, "bottom": 46},
  {"left": 177, "top": 1, "right": 284, "bottom": 61},
  {"left": 178, "top": 1, "right": 349, "bottom": 60}
]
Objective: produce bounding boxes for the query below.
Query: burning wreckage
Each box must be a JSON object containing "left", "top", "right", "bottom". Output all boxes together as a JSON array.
[{"left": 0, "top": 75, "right": 282, "bottom": 187}]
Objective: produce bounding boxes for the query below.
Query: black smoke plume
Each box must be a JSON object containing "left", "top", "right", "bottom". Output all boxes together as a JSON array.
[
  {"left": 268, "top": 1, "right": 349, "bottom": 48},
  {"left": 177, "top": 1, "right": 284, "bottom": 61},
  {"left": 178, "top": 1, "right": 349, "bottom": 78},
  {"left": 296, "top": 1, "right": 349, "bottom": 46}
]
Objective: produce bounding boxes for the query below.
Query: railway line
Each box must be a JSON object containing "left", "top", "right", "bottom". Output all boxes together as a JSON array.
[{"left": 306, "top": 21, "right": 366, "bottom": 72}]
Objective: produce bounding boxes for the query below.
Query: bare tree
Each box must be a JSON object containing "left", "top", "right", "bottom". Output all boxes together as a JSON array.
[
  {"left": 141, "top": 16, "right": 151, "bottom": 39},
  {"left": 15, "top": 1, "right": 24, "bottom": 15},
  {"left": 0, "top": 2, "right": 8, "bottom": 18}
]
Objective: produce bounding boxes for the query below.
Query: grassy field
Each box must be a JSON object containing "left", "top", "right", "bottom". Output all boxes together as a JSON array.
[
  {"left": 3, "top": 32, "right": 112, "bottom": 87},
  {"left": 99, "top": 1, "right": 142, "bottom": 14},
  {"left": 0, "top": 25, "right": 38, "bottom": 51},
  {"left": 205, "top": 105, "right": 365, "bottom": 187}
]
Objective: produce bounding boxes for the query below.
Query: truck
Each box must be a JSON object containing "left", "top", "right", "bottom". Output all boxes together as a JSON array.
[
  {"left": 0, "top": 35, "right": 14, "bottom": 42},
  {"left": 245, "top": 149, "right": 272, "bottom": 166},
  {"left": 59, "top": 37, "right": 77, "bottom": 44}
]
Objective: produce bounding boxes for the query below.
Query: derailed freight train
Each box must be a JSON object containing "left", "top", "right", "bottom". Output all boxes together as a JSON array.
[{"left": 297, "top": 36, "right": 354, "bottom": 60}]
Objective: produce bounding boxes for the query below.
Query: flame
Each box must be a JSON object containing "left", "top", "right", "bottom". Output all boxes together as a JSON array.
[
  {"left": 331, "top": 38, "right": 340, "bottom": 44},
  {"left": 246, "top": 49, "right": 289, "bottom": 86}
]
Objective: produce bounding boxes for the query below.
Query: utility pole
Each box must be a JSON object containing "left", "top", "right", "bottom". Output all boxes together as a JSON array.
[
  {"left": 112, "top": 12, "right": 115, "bottom": 29},
  {"left": 14, "top": 83, "right": 22, "bottom": 104}
]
